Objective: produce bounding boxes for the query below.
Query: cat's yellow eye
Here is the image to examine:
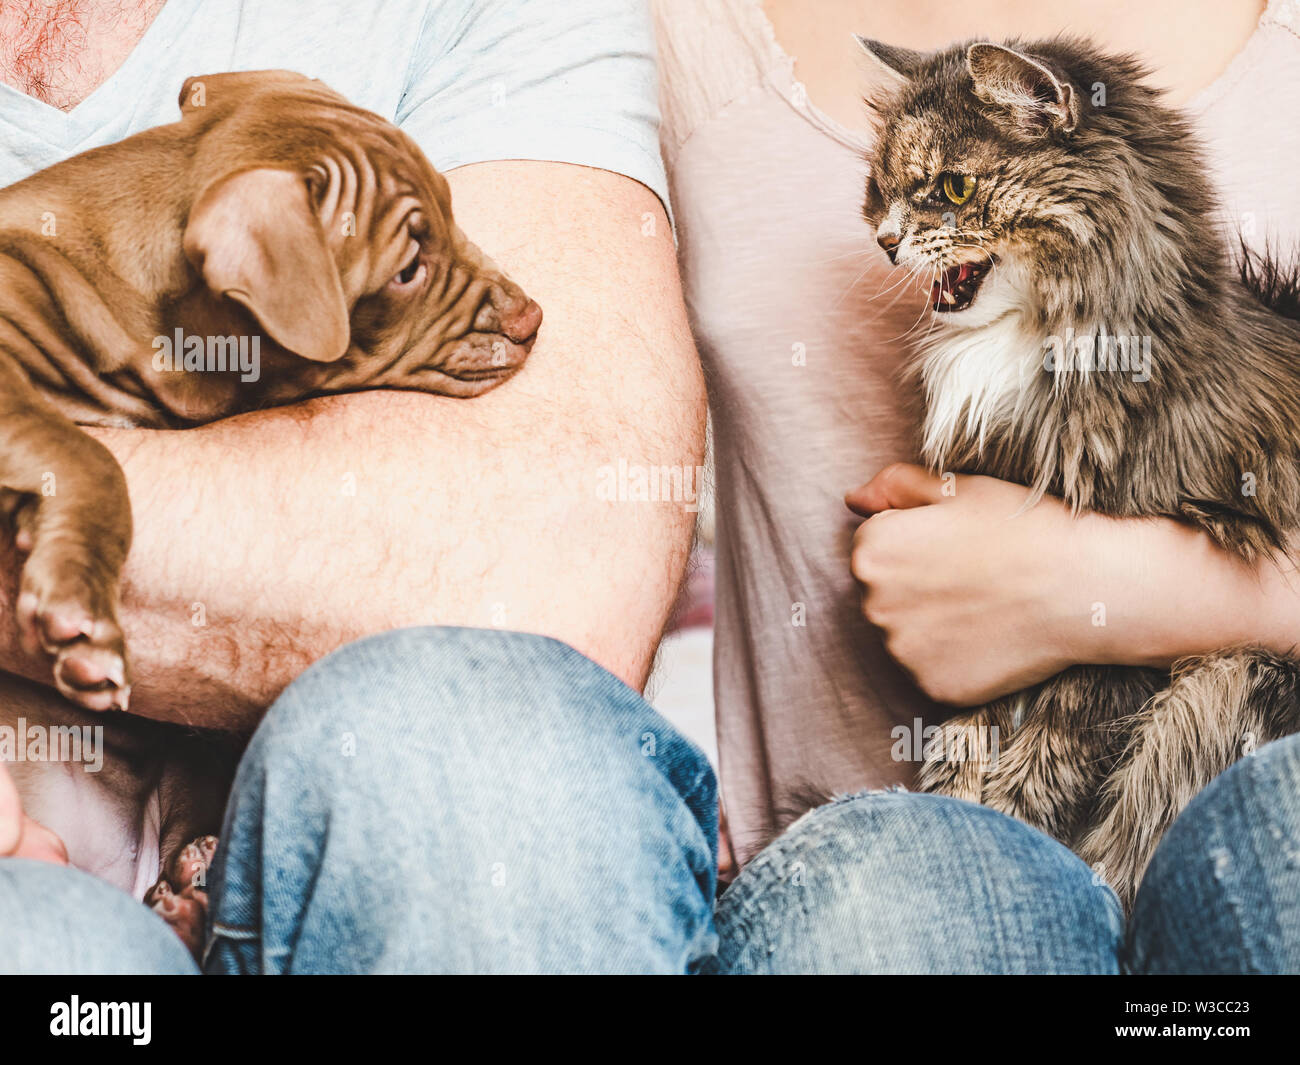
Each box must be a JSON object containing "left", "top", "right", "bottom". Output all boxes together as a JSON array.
[{"left": 941, "top": 173, "right": 976, "bottom": 206}]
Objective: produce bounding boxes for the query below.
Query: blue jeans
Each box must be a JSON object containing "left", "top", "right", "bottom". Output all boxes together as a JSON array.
[{"left": 0, "top": 626, "right": 1297, "bottom": 973}]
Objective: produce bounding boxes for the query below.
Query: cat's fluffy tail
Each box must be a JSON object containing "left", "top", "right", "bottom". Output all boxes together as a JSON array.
[{"left": 1238, "top": 239, "right": 1300, "bottom": 320}]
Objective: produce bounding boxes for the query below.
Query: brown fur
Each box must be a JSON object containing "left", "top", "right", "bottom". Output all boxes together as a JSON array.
[
  {"left": 0, "top": 70, "right": 543, "bottom": 951},
  {"left": 859, "top": 36, "right": 1300, "bottom": 908},
  {"left": 0, "top": 69, "right": 541, "bottom": 712}
]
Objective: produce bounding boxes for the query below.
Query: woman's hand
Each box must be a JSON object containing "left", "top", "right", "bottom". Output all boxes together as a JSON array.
[
  {"left": 0, "top": 761, "right": 68, "bottom": 864},
  {"left": 845, "top": 463, "right": 1300, "bottom": 706}
]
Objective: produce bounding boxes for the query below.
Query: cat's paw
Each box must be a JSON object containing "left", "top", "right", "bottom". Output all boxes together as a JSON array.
[
  {"left": 1073, "top": 824, "right": 1140, "bottom": 912},
  {"left": 16, "top": 554, "right": 129, "bottom": 712},
  {"left": 915, "top": 714, "right": 997, "bottom": 804},
  {"left": 145, "top": 835, "right": 219, "bottom": 960},
  {"left": 916, "top": 750, "right": 988, "bottom": 804}
]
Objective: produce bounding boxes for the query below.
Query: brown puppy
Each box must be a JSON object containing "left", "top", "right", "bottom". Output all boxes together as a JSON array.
[
  {"left": 0, "top": 69, "right": 541, "bottom": 711},
  {"left": 0, "top": 70, "right": 541, "bottom": 950}
]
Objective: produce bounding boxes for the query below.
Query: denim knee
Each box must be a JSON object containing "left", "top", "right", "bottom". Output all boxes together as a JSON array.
[
  {"left": 207, "top": 626, "right": 718, "bottom": 973},
  {"left": 711, "top": 790, "right": 1122, "bottom": 974},
  {"left": 1128, "top": 733, "right": 1300, "bottom": 974},
  {"left": 0, "top": 859, "right": 197, "bottom": 975},
  {"left": 239, "top": 626, "right": 715, "bottom": 836}
]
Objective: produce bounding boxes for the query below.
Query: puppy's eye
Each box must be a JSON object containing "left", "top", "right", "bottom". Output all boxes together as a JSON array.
[
  {"left": 391, "top": 249, "right": 424, "bottom": 288},
  {"left": 940, "top": 173, "right": 976, "bottom": 206}
]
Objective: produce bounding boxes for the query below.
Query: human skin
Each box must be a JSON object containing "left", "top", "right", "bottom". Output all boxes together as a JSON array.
[
  {"left": 0, "top": 762, "right": 67, "bottom": 863},
  {"left": 759, "top": 0, "right": 1300, "bottom": 706},
  {"left": 847, "top": 463, "right": 1300, "bottom": 706},
  {"left": 0, "top": 4, "right": 706, "bottom": 732},
  {"left": 0, "top": 160, "right": 704, "bottom": 733}
]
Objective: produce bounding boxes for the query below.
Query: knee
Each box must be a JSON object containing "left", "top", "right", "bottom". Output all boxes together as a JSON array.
[
  {"left": 1128, "top": 733, "right": 1300, "bottom": 973},
  {"left": 211, "top": 628, "right": 717, "bottom": 972},
  {"left": 712, "top": 791, "right": 1121, "bottom": 974},
  {"left": 1171, "top": 730, "right": 1300, "bottom": 835},
  {"left": 0, "top": 859, "right": 197, "bottom": 975},
  {"left": 241, "top": 625, "right": 714, "bottom": 833},
  {"left": 261, "top": 626, "right": 608, "bottom": 740}
]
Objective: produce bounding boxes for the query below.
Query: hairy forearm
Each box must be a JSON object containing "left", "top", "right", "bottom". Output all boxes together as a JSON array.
[
  {"left": 0, "top": 164, "right": 706, "bottom": 730},
  {"left": 1, "top": 378, "right": 701, "bottom": 731}
]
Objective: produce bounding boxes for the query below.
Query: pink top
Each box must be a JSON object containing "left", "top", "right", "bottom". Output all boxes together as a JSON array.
[{"left": 652, "top": 0, "right": 1300, "bottom": 862}]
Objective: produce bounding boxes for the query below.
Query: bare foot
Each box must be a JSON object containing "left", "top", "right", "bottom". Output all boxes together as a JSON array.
[{"left": 145, "top": 834, "right": 218, "bottom": 959}]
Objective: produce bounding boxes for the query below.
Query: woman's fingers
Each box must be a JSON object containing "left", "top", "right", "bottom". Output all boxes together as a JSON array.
[{"left": 846, "top": 461, "right": 949, "bottom": 516}]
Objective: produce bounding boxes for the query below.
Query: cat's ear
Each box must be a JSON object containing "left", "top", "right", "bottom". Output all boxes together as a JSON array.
[
  {"left": 854, "top": 36, "right": 925, "bottom": 85},
  {"left": 966, "top": 42, "right": 1079, "bottom": 135}
]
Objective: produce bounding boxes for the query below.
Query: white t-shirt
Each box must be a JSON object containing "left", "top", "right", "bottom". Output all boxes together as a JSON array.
[{"left": 0, "top": 0, "right": 668, "bottom": 207}]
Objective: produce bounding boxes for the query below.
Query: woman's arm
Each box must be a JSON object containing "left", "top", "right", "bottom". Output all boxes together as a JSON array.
[{"left": 846, "top": 462, "right": 1300, "bottom": 706}]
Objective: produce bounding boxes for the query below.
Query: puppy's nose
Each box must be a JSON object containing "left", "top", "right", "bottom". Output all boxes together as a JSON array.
[
  {"left": 877, "top": 231, "right": 901, "bottom": 264},
  {"left": 499, "top": 298, "right": 543, "bottom": 346}
]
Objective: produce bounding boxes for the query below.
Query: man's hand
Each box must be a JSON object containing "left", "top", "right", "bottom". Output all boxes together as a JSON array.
[
  {"left": 0, "top": 162, "right": 706, "bottom": 730},
  {"left": 846, "top": 462, "right": 1300, "bottom": 706},
  {"left": 0, "top": 762, "right": 68, "bottom": 863}
]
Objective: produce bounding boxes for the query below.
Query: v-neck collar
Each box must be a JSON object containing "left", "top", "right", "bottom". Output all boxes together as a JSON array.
[
  {"left": 753, "top": 0, "right": 1279, "bottom": 155},
  {"left": 0, "top": 0, "right": 199, "bottom": 147}
]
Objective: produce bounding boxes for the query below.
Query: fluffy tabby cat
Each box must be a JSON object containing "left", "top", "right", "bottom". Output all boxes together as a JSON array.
[{"left": 858, "top": 34, "right": 1300, "bottom": 907}]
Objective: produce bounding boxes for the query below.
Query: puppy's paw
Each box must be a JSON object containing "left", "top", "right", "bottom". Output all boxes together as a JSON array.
[
  {"left": 16, "top": 558, "right": 129, "bottom": 712},
  {"left": 145, "top": 835, "right": 219, "bottom": 960}
]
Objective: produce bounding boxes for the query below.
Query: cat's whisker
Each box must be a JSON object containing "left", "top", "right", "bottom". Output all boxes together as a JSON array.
[
  {"left": 802, "top": 246, "right": 878, "bottom": 267},
  {"left": 923, "top": 287, "right": 944, "bottom": 340},
  {"left": 842, "top": 252, "right": 929, "bottom": 308},
  {"left": 949, "top": 240, "right": 996, "bottom": 259},
  {"left": 867, "top": 264, "right": 925, "bottom": 302},
  {"left": 882, "top": 263, "right": 941, "bottom": 343},
  {"left": 880, "top": 274, "right": 927, "bottom": 313},
  {"left": 924, "top": 263, "right": 946, "bottom": 335},
  {"left": 950, "top": 240, "right": 999, "bottom": 275},
  {"left": 832, "top": 259, "right": 882, "bottom": 308}
]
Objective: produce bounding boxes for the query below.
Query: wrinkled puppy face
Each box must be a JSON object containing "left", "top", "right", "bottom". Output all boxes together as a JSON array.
[
  {"left": 180, "top": 71, "right": 541, "bottom": 400},
  {"left": 314, "top": 118, "right": 543, "bottom": 398},
  {"left": 341, "top": 158, "right": 543, "bottom": 396}
]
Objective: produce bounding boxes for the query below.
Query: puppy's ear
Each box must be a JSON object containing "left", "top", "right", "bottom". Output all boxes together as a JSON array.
[
  {"left": 183, "top": 168, "right": 350, "bottom": 362},
  {"left": 966, "top": 43, "right": 1078, "bottom": 135},
  {"left": 178, "top": 70, "right": 318, "bottom": 115}
]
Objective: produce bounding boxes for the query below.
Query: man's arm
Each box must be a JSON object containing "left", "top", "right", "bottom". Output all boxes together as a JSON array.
[{"left": 0, "top": 161, "right": 705, "bottom": 731}]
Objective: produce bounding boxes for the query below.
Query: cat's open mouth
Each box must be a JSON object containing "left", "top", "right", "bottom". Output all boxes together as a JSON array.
[{"left": 932, "top": 258, "right": 995, "bottom": 312}]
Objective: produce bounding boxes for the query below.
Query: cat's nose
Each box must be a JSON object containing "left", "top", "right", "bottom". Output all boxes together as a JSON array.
[{"left": 877, "top": 231, "right": 901, "bottom": 263}]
